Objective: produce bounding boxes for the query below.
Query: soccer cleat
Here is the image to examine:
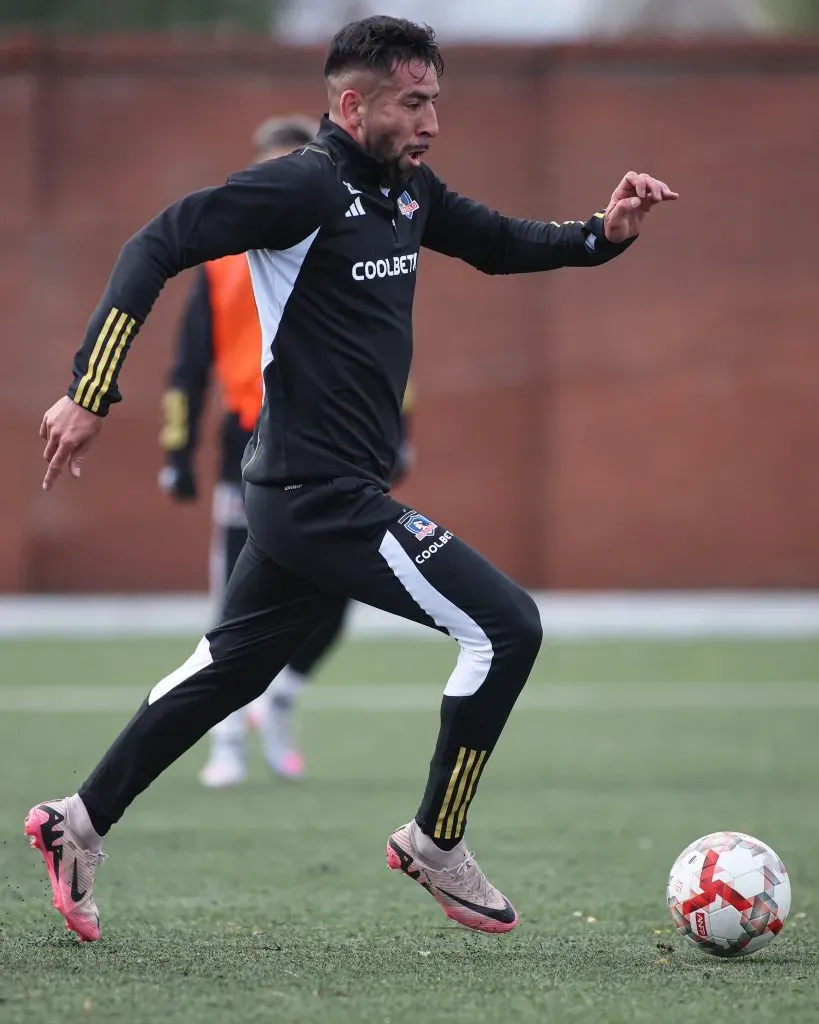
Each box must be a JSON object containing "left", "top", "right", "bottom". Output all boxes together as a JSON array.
[
  {"left": 386, "top": 821, "right": 519, "bottom": 934},
  {"left": 198, "top": 746, "right": 247, "bottom": 788},
  {"left": 269, "top": 747, "right": 305, "bottom": 780},
  {"left": 24, "top": 799, "right": 104, "bottom": 942},
  {"left": 260, "top": 698, "right": 305, "bottom": 780}
]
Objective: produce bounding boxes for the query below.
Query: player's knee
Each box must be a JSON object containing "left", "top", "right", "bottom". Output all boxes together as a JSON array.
[{"left": 507, "top": 589, "right": 543, "bottom": 660}]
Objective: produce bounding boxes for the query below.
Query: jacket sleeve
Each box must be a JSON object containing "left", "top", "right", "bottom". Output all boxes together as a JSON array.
[
  {"left": 69, "top": 152, "right": 336, "bottom": 417},
  {"left": 420, "top": 167, "right": 634, "bottom": 275},
  {"left": 160, "top": 266, "right": 213, "bottom": 465}
]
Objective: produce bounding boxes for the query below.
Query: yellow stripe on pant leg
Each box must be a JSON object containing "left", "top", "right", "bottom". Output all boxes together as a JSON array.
[
  {"left": 433, "top": 747, "right": 466, "bottom": 840},
  {"left": 454, "top": 749, "right": 487, "bottom": 839},
  {"left": 444, "top": 748, "right": 478, "bottom": 840}
]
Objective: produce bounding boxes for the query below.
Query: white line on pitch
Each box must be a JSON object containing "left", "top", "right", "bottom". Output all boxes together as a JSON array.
[{"left": 0, "top": 683, "right": 817, "bottom": 714}]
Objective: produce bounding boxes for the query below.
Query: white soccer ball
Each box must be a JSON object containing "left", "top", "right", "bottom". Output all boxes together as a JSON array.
[{"left": 667, "top": 831, "right": 790, "bottom": 957}]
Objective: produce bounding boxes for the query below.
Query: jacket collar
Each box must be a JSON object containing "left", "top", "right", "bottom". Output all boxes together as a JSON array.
[{"left": 316, "top": 115, "right": 388, "bottom": 188}]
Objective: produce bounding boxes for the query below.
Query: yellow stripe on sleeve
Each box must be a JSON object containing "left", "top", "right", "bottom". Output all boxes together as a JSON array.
[
  {"left": 74, "top": 307, "right": 120, "bottom": 408},
  {"left": 91, "top": 315, "right": 135, "bottom": 414},
  {"left": 160, "top": 389, "right": 190, "bottom": 451}
]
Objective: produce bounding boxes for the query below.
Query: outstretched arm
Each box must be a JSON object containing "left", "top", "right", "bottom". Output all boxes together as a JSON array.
[
  {"left": 40, "top": 152, "right": 335, "bottom": 490},
  {"left": 422, "top": 169, "right": 677, "bottom": 274}
]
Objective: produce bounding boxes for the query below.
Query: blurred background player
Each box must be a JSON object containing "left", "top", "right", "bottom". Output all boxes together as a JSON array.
[{"left": 159, "top": 115, "right": 415, "bottom": 788}]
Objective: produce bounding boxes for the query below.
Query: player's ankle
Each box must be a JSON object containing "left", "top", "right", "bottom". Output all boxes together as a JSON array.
[
  {"left": 67, "top": 793, "right": 106, "bottom": 849},
  {"left": 411, "top": 820, "right": 465, "bottom": 865}
]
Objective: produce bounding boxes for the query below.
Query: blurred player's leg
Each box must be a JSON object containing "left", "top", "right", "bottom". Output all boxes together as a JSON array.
[
  {"left": 207, "top": 476, "right": 349, "bottom": 785},
  {"left": 245, "top": 480, "right": 542, "bottom": 933},
  {"left": 258, "top": 598, "right": 349, "bottom": 779},
  {"left": 200, "top": 482, "right": 252, "bottom": 787},
  {"left": 26, "top": 537, "right": 338, "bottom": 940}
]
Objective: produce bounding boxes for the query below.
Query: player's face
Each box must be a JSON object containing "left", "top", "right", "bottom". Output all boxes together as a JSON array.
[{"left": 360, "top": 61, "right": 439, "bottom": 189}]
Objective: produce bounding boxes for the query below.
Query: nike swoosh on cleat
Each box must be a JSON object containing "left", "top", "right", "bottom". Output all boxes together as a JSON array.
[
  {"left": 435, "top": 887, "right": 517, "bottom": 924},
  {"left": 70, "top": 859, "right": 87, "bottom": 902},
  {"left": 39, "top": 804, "right": 65, "bottom": 883},
  {"left": 388, "top": 839, "right": 432, "bottom": 892},
  {"left": 388, "top": 839, "right": 421, "bottom": 880}
]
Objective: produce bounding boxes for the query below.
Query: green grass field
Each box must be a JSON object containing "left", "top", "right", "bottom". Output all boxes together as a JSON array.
[{"left": 2, "top": 637, "right": 818, "bottom": 1023}]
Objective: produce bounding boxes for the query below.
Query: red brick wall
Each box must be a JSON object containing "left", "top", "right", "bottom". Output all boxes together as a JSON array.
[{"left": 3, "top": 37, "right": 819, "bottom": 591}]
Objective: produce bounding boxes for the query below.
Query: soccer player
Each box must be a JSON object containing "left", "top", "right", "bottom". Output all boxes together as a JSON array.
[
  {"left": 159, "top": 114, "right": 414, "bottom": 787},
  {"left": 28, "top": 15, "right": 677, "bottom": 941}
]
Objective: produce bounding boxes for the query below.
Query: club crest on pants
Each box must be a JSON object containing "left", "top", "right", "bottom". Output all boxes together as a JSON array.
[{"left": 398, "top": 510, "right": 437, "bottom": 542}]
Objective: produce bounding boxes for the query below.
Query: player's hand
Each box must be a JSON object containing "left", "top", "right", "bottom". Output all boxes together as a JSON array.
[
  {"left": 158, "top": 461, "right": 197, "bottom": 502},
  {"left": 39, "top": 396, "right": 104, "bottom": 491},
  {"left": 603, "top": 172, "right": 679, "bottom": 244}
]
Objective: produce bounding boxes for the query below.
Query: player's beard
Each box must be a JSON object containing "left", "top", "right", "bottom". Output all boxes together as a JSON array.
[
  {"left": 382, "top": 156, "right": 413, "bottom": 191},
  {"left": 362, "top": 129, "right": 416, "bottom": 191}
]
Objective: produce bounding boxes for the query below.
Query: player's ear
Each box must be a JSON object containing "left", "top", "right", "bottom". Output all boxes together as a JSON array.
[{"left": 338, "top": 88, "right": 364, "bottom": 129}]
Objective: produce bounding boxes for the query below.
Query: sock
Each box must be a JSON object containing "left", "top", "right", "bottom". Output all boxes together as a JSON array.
[
  {"left": 428, "top": 835, "right": 462, "bottom": 852},
  {"left": 66, "top": 793, "right": 105, "bottom": 849},
  {"left": 210, "top": 708, "right": 247, "bottom": 745},
  {"left": 412, "top": 820, "right": 465, "bottom": 867},
  {"left": 270, "top": 665, "right": 306, "bottom": 710}
]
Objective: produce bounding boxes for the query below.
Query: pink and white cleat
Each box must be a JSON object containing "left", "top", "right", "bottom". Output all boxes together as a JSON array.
[
  {"left": 24, "top": 799, "right": 105, "bottom": 942},
  {"left": 199, "top": 747, "right": 247, "bottom": 788},
  {"left": 270, "top": 748, "right": 305, "bottom": 780},
  {"left": 387, "top": 821, "right": 518, "bottom": 934}
]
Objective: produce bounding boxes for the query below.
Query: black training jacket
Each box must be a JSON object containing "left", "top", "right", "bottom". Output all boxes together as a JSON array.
[{"left": 68, "top": 116, "right": 633, "bottom": 487}]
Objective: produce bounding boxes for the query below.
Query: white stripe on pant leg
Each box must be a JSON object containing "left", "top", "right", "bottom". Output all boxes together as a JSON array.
[
  {"left": 378, "top": 532, "right": 493, "bottom": 697},
  {"left": 148, "top": 636, "right": 213, "bottom": 705}
]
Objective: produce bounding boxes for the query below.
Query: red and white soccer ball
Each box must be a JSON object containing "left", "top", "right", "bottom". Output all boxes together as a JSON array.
[{"left": 667, "top": 831, "right": 790, "bottom": 957}]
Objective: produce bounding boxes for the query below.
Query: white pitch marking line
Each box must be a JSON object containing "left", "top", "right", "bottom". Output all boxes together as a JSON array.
[{"left": 0, "top": 683, "right": 818, "bottom": 713}]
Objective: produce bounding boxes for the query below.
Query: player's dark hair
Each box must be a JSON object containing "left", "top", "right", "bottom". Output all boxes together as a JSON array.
[{"left": 324, "top": 16, "right": 443, "bottom": 81}]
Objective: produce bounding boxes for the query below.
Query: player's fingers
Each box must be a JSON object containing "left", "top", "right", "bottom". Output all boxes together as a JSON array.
[
  {"left": 644, "top": 176, "right": 679, "bottom": 203},
  {"left": 42, "top": 442, "right": 73, "bottom": 491},
  {"left": 68, "top": 438, "right": 92, "bottom": 479},
  {"left": 611, "top": 171, "right": 638, "bottom": 202},
  {"left": 39, "top": 415, "right": 50, "bottom": 440},
  {"left": 42, "top": 431, "right": 62, "bottom": 464},
  {"left": 641, "top": 176, "right": 663, "bottom": 202},
  {"left": 625, "top": 171, "right": 646, "bottom": 199}
]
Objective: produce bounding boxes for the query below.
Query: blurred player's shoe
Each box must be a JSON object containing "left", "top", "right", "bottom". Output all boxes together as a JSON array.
[
  {"left": 24, "top": 798, "right": 105, "bottom": 942},
  {"left": 199, "top": 741, "right": 247, "bottom": 788},
  {"left": 260, "top": 696, "right": 305, "bottom": 780},
  {"left": 386, "top": 820, "right": 518, "bottom": 934}
]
